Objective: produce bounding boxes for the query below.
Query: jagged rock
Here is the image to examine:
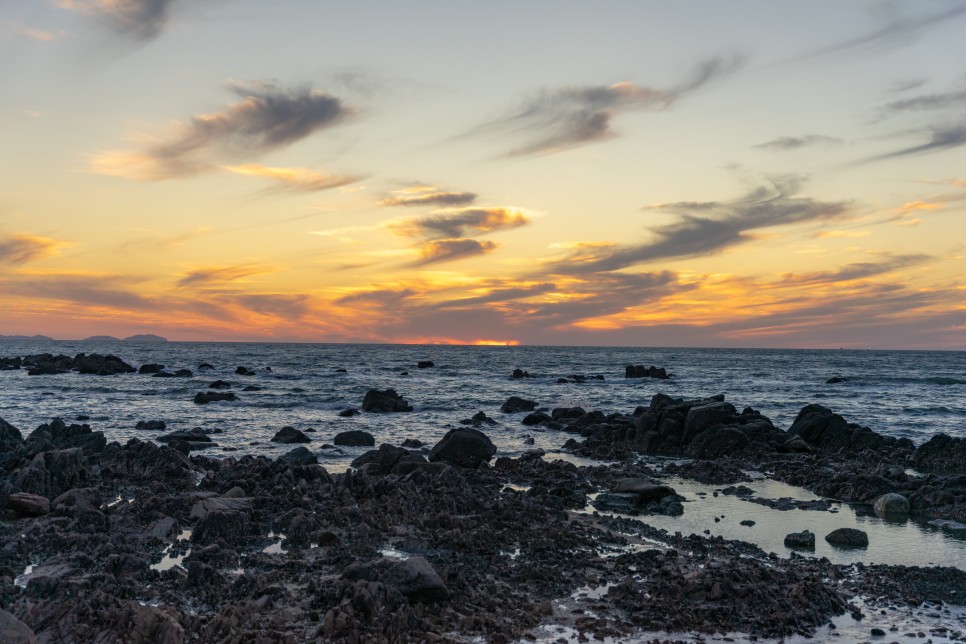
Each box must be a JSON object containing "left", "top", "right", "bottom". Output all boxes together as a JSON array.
[
  {"left": 460, "top": 411, "right": 497, "bottom": 426},
  {"left": 429, "top": 428, "right": 496, "bottom": 468},
  {"left": 511, "top": 368, "right": 530, "bottom": 379},
  {"left": 334, "top": 430, "right": 375, "bottom": 447},
  {"left": 8, "top": 492, "right": 50, "bottom": 516},
  {"left": 500, "top": 396, "right": 537, "bottom": 413},
  {"left": 352, "top": 444, "right": 427, "bottom": 475},
  {"left": 873, "top": 493, "right": 910, "bottom": 517},
  {"left": 784, "top": 530, "right": 816, "bottom": 549},
  {"left": 825, "top": 527, "right": 869, "bottom": 548},
  {"left": 788, "top": 404, "right": 915, "bottom": 457},
  {"left": 271, "top": 426, "right": 310, "bottom": 444},
  {"left": 0, "top": 416, "right": 23, "bottom": 449},
  {"left": 193, "top": 391, "right": 238, "bottom": 404},
  {"left": 362, "top": 389, "right": 413, "bottom": 412},
  {"left": 625, "top": 364, "right": 670, "bottom": 379}
]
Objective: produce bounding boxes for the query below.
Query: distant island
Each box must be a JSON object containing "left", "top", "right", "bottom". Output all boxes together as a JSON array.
[
  {"left": 0, "top": 334, "right": 167, "bottom": 342},
  {"left": 80, "top": 334, "right": 168, "bottom": 343}
]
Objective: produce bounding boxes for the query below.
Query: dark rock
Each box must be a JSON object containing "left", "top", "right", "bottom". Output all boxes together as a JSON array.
[
  {"left": 271, "top": 426, "right": 311, "bottom": 444},
  {"left": 139, "top": 363, "right": 164, "bottom": 374},
  {"left": 870, "top": 627, "right": 886, "bottom": 637},
  {"left": 740, "top": 519, "right": 756, "bottom": 527},
  {"left": 158, "top": 428, "right": 211, "bottom": 443},
  {"left": 825, "top": 376, "right": 848, "bottom": 384},
  {"left": 625, "top": 364, "right": 670, "bottom": 379},
  {"left": 612, "top": 479, "right": 675, "bottom": 503},
  {"left": 0, "top": 416, "right": 23, "bottom": 449},
  {"left": 8, "top": 492, "right": 50, "bottom": 516},
  {"left": 193, "top": 391, "right": 238, "bottom": 404},
  {"left": 460, "top": 411, "right": 498, "bottom": 426},
  {"left": 511, "top": 368, "right": 530, "bottom": 379},
  {"left": 522, "top": 412, "right": 552, "bottom": 426},
  {"left": 352, "top": 444, "right": 426, "bottom": 475},
  {"left": 500, "top": 396, "right": 537, "bottom": 413},
  {"left": 242, "top": 385, "right": 261, "bottom": 391},
  {"left": 788, "top": 404, "right": 915, "bottom": 457},
  {"left": 928, "top": 519, "right": 966, "bottom": 536},
  {"left": 362, "top": 389, "right": 413, "bottom": 412},
  {"left": 198, "top": 363, "right": 214, "bottom": 370},
  {"left": 429, "top": 427, "right": 496, "bottom": 468},
  {"left": 209, "top": 379, "right": 232, "bottom": 389},
  {"left": 342, "top": 556, "right": 450, "bottom": 603},
  {"left": 279, "top": 446, "right": 318, "bottom": 466},
  {"left": 416, "top": 360, "right": 434, "bottom": 368},
  {"left": 784, "top": 530, "right": 815, "bottom": 549},
  {"left": 873, "top": 493, "right": 910, "bottom": 517},
  {"left": 334, "top": 367, "right": 347, "bottom": 373},
  {"left": 235, "top": 366, "right": 255, "bottom": 376},
  {"left": 152, "top": 371, "right": 175, "bottom": 378},
  {"left": 914, "top": 433, "right": 966, "bottom": 473},
  {"left": 0, "top": 608, "right": 38, "bottom": 644},
  {"left": 338, "top": 408, "right": 359, "bottom": 417},
  {"left": 135, "top": 420, "right": 167, "bottom": 431},
  {"left": 401, "top": 438, "right": 423, "bottom": 448},
  {"left": 173, "top": 369, "right": 193, "bottom": 377},
  {"left": 551, "top": 407, "right": 587, "bottom": 421},
  {"left": 825, "top": 527, "right": 869, "bottom": 548},
  {"left": 334, "top": 430, "right": 375, "bottom": 447},
  {"left": 72, "top": 353, "right": 136, "bottom": 375}
]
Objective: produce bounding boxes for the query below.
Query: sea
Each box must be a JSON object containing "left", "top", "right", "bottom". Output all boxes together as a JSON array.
[{"left": 0, "top": 341, "right": 962, "bottom": 470}]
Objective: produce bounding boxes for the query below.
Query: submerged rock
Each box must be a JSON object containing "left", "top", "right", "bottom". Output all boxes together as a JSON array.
[{"left": 193, "top": 391, "right": 238, "bottom": 404}]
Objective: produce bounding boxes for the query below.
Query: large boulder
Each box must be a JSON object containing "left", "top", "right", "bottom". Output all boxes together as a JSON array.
[
  {"left": 873, "top": 493, "right": 910, "bottom": 518},
  {"left": 500, "top": 396, "right": 537, "bottom": 414},
  {"left": 333, "top": 430, "right": 375, "bottom": 447},
  {"left": 784, "top": 530, "right": 815, "bottom": 550},
  {"left": 279, "top": 446, "right": 318, "bottom": 466},
  {"left": 362, "top": 389, "right": 413, "bottom": 412},
  {"left": 352, "top": 444, "right": 427, "bottom": 475},
  {"left": 429, "top": 428, "right": 496, "bottom": 468},
  {"left": 72, "top": 353, "right": 136, "bottom": 375},
  {"left": 8, "top": 492, "right": 50, "bottom": 517}
]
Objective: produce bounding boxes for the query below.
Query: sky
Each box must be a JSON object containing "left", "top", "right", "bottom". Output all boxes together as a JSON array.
[{"left": 0, "top": 1, "right": 964, "bottom": 348}]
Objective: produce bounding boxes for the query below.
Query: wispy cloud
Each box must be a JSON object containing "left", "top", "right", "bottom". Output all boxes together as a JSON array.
[
  {"left": 870, "top": 122, "right": 966, "bottom": 160},
  {"left": 805, "top": 3, "right": 966, "bottom": 57},
  {"left": 415, "top": 239, "right": 497, "bottom": 265},
  {"left": 0, "top": 272, "right": 157, "bottom": 310},
  {"left": 753, "top": 135, "right": 843, "bottom": 151},
  {"left": 230, "top": 293, "right": 310, "bottom": 319},
  {"left": 59, "top": 0, "right": 177, "bottom": 42},
  {"left": 93, "top": 81, "right": 353, "bottom": 180},
  {"left": 176, "top": 264, "right": 275, "bottom": 288},
  {"left": 393, "top": 207, "right": 531, "bottom": 238},
  {"left": 380, "top": 185, "right": 477, "bottom": 208},
  {"left": 547, "top": 176, "right": 849, "bottom": 273},
  {"left": 223, "top": 164, "right": 363, "bottom": 193},
  {"left": 2, "top": 19, "right": 58, "bottom": 42},
  {"left": 880, "top": 88, "right": 966, "bottom": 115},
  {"left": 479, "top": 54, "right": 745, "bottom": 156},
  {"left": 779, "top": 253, "right": 932, "bottom": 285},
  {"left": 0, "top": 234, "right": 67, "bottom": 265}
]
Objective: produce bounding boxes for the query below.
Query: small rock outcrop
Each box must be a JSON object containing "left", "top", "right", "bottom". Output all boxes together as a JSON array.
[
  {"left": 362, "top": 389, "right": 413, "bottom": 413},
  {"left": 333, "top": 430, "right": 376, "bottom": 447},
  {"left": 784, "top": 530, "right": 815, "bottom": 550},
  {"left": 193, "top": 391, "right": 238, "bottom": 404},
  {"left": 500, "top": 396, "right": 537, "bottom": 414},
  {"left": 825, "top": 528, "right": 869, "bottom": 548},
  {"left": 625, "top": 365, "right": 670, "bottom": 379}
]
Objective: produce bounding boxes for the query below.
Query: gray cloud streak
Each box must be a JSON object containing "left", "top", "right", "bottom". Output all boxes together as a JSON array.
[
  {"left": 0, "top": 234, "right": 59, "bottom": 265},
  {"left": 396, "top": 207, "right": 529, "bottom": 239},
  {"left": 381, "top": 187, "right": 478, "bottom": 208},
  {"left": 549, "top": 177, "right": 849, "bottom": 273},
  {"left": 482, "top": 54, "right": 744, "bottom": 157},
  {"left": 754, "top": 135, "right": 843, "bottom": 151},
  {"left": 871, "top": 122, "right": 966, "bottom": 160},
  {"left": 414, "top": 239, "right": 497, "bottom": 266}
]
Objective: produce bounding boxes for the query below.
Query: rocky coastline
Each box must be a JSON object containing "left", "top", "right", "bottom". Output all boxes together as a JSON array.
[{"left": 2, "top": 359, "right": 966, "bottom": 642}]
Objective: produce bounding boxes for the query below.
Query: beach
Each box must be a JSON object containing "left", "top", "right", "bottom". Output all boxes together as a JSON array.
[{"left": 1, "top": 343, "right": 965, "bottom": 642}]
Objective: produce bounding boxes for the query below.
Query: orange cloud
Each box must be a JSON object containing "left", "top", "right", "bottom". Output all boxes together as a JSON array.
[
  {"left": 0, "top": 234, "right": 68, "bottom": 265},
  {"left": 223, "top": 164, "right": 363, "bottom": 192}
]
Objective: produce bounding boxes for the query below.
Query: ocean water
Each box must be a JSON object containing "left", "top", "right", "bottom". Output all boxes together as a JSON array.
[{"left": 0, "top": 341, "right": 962, "bottom": 469}]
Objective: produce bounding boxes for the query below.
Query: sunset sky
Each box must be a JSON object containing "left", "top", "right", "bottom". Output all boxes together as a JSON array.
[{"left": 1, "top": 1, "right": 964, "bottom": 348}]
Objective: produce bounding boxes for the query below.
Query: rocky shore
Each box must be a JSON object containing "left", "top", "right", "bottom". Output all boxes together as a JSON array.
[{"left": 2, "top": 383, "right": 966, "bottom": 642}]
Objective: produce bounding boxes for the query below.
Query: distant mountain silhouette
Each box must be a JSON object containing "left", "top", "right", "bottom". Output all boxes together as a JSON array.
[
  {"left": 0, "top": 334, "right": 55, "bottom": 341},
  {"left": 123, "top": 334, "right": 168, "bottom": 342},
  {"left": 81, "top": 335, "right": 121, "bottom": 342}
]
